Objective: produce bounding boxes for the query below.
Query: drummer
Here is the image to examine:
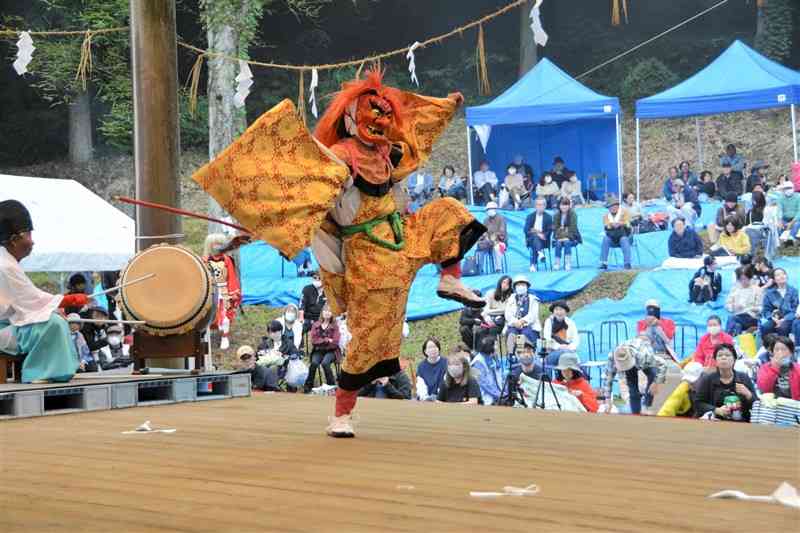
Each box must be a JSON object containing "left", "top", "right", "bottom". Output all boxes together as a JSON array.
[{"left": 0, "top": 200, "right": 89, "bottom": 383}]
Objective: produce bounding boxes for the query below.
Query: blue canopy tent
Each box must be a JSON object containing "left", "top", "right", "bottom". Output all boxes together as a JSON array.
[
  {"left": 635, "top": 40, "right": 800, "bottom": 200},
  {"left": 465, "top": 58, "right": 623, "bottom": 203}
]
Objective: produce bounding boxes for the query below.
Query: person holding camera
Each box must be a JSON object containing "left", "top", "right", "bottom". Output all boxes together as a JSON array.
[
  {"left": 689, "top": 256, "right": 722, "bottom": 304},
  {"left": 500, "top": 336, "right": 541, "bottom": 406},
  {"left": 759, "top": 268, "right": 799, "bottom": 338}
]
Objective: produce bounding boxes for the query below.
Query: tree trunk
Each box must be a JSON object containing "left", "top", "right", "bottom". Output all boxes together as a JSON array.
[
  {"left": 518, "top": 0, "right": 538, "bottom": 77},
  {"left": 756, "top": 0, "right": 767, "bottom": 41},
  {"left": 68, "top": 88, "right": 93, "bottom": 164},
  {"left": 206, "top": 22, "right": 241, "bottom": 234}
]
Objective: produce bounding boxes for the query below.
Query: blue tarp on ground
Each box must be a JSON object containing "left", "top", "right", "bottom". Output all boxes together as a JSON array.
[
  {"left": 240, "top": 201, "right": 721, "bottom": 319},
  {"left": 636, "top": 40, "right": 800, "bottom": 119},
  {"left": 465, "top": 58, "right": 622, "bottom": 197}
]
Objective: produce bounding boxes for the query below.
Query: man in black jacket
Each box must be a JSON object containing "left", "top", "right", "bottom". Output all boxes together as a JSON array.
[
  {"left": 716, "top": 162, "right": 744, "bottom": 199},
  {"left": 359, "top": 370, "right": 412, "bottom": 399},
  {"left": 300, "top": 271, "right": 327, "bottom": 333},
  {"left": 689, "top": 256, "right": 723, "bottom": 304}
]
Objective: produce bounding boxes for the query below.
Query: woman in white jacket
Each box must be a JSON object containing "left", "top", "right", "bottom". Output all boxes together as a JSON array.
[
  {"left": 725, "top": 265, "right": 762, "bottom": 336},
  {"left": 277, "top": 303, "right": 304, "bottom": 352},
  {"left": 541, "top": 300, "right": 580, "bottom": 375},
  {"left": 504, "top": 275, "right": 541, "bottom": 355}
]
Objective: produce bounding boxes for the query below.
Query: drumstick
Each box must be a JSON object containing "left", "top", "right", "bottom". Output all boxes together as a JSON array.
[
  {"left": 90, "top": 273, "right": 156, "bottom": 298},
  {"left": 69, "top": 318, "right": 146, "bottom": 325},
  {"left": 113, "top": 196, "right": 252, "bottom": 234}
]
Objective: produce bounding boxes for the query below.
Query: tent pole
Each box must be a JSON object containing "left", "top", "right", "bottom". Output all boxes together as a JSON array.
[
  {"left": 466, "top": 126, "right": 474, "bottom": 205},
  {"left": 635, "top": 118, "right": 641, "bottom": 203},
  {"left": 615, "top": 113, "right": 623, "bottom": 195},
  {"left": 792, "top": 104, "right": 798, "bottom": 163},
  {"left": 695, "top": 117, "right": 703, "bottom": 168}
]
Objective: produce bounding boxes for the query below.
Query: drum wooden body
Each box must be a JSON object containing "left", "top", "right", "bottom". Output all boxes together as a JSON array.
[{"left": 119, "top": 244, "right": 214, "bottom": 337}]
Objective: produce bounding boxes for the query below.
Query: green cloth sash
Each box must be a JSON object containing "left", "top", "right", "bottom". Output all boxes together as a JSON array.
[{"left": 340, "top": 212, "right": 405, "bottom": 252}]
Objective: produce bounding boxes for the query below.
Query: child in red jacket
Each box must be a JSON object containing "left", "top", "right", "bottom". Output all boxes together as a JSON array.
[
  {"left": 554, "top": 352, "right": 598, "bottom": 412},
  {"left": 756, "top": 336, "right": 800, "bottom": 400},
  {"left": 692, "top": 315, "right": 735, "bottom": 368}
]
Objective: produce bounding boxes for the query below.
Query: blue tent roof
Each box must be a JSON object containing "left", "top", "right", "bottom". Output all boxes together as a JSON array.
[
  {"left": 636, "top": 40, "right": 800, "bottom": 119},
  {"left": 466, "top": 58, "right": 620, "bottom": 126}
]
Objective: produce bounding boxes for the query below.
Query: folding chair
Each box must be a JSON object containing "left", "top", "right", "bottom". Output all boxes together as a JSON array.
[
  {"left": 599, "top": 320, "right": 629, "bottom": 355},
  {"left": 672, "top": 323, "right": 700, "bottom": 361}
]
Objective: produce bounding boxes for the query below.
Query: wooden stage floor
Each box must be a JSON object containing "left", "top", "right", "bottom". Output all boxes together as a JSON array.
[{"left": 1, "top": 393, "right": 798, "bottom": 532}]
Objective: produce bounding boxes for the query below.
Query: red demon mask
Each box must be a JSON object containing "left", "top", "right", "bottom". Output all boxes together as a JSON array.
[{"left": 351, "top": 93, "right": 394, "bottom": 146}]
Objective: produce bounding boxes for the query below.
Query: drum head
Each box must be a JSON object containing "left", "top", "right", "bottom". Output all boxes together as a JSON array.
[{"left": 121, "top": 245, "right": 210, "bottom": 332}]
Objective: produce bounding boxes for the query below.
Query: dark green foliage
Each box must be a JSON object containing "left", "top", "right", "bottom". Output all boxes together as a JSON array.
[
  {"left": 620, "top": 58, "right": 679, "bottom": 104},
  {"left": 755, "top": 0, "right": 794, "bottom": 63}
]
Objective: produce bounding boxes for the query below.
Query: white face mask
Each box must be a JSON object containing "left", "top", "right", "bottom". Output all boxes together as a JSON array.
[
  {"left": 108, "top": 335, "right": 122, "bottom": 346},
  {"left": 447, "top": 365, "right": 464, "bottom": 379},
  {"left": 312, "top": 280, "right": 322, "bottom": 288},
  {"left": 285, "top": 312, "right": 297, "bottom": 322},
  {"left": 707, "top": 325, "right": 721, "bottom": 336},
  {"left": 508, "top": 168, "right": 517, "bottom": 175},
  {"left": 785, "top": 190, "right": 794, "bottom": 198},
  {"left": 515, "top": 285, "right": 528, "bottom": 296},
  {"left": 544, "top": 177, "right": 552, "bottom": 184},
  {"left": 487, "top": 209, "right": 497, "bottom": 217}
]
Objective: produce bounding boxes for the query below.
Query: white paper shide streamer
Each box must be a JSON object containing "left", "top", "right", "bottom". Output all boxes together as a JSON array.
[
  {"left": 233, "top": 60, "right": 253, "bottom": 109},
  {"left": 406, "top": 41, "right": 421, "bottom": 87},
  {"left": 473, "top": 125, "right": 492, "bottom": 152},
  {"left": 529, "top": 0, "right": 548, "bottom": 47},
  {"left": 308, "top": 67, "right": 319, "bottom": 118},
  {"left": 13, "top": 31, "right": 35, "bottom": 75}
]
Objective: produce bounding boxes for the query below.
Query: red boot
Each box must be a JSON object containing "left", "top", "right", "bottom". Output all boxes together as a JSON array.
[{"left": 327, "top": 388, "right": 358, "bottom": 438}]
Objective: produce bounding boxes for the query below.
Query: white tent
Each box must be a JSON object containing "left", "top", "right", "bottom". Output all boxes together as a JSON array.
[{"left": 0, "top": 175, "right": 135, "bottom": 272}]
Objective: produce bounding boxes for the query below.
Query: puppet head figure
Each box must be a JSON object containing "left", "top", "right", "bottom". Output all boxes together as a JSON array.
[
  {"left": 203, "top": 233, "right": 228, "bottom": 257},
  {"left": 315, "top": 68, "right": 405, "bottom": 149}
]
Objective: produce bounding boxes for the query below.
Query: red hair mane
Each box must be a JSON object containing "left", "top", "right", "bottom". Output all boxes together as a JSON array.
[{"left": 314, "top": 68, "right": 406, "bottom": 148}]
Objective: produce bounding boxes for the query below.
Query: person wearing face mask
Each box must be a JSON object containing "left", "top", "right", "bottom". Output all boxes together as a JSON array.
[
  {"left": 757, "top": 336, "right": 799, "bottom": 400},
  {"left": 477, "top": 202, "right": 507, "bottom": 273},
  {"left": 98, "top": 324, "right": 132, "bottom": 370},
  {"left": 689, "top": 256, "right": 723, "bottom": 304},
  {"left": 257, "top": 320, "right": 300, "bottom": 361},
  {"left": 300, "top": 272, "right": 327, "bottom": 334},
  {"left": 560, "top": 174, "right": 584, "bottom": 206},
  {"left": 759, "top": 268, "right": 799, "bottom": 338},
  {"left": 535, "top": 173, "right": 560, "bottom": 209},
  {"left": 471, "top": 335, "right": 506, "bottom": 405},
  {"left": 437, "top": 348, "right": 480, "bottom": 404},
  {"left": 415, "top": 337, "right": 447, "bottom": 401},
  {"left": 694, "top": 344, "right": 756, "bottom": 421},
  {"left": 691, "top": 315, "right": 734, "bottom": 368},
  {"left": 724, "top": 265, "right": 761, "bottom": 335},
  {"left": 504, "top": 275, "right": 541, "bottom": 354},
  {"left": 777, "top": 181, "right": 800, "bottom": 244},
  {"left": 277, "top": 303, "right": 304, "bottom": 352},
  {"left": 503, "top": 165, "right": 526, "bottom": 210},
  {"left": 524, "top": 198, "right": 553, "bottom": 272},
  {"left": 304, "top": 304, "right": 341, "bottom": 393}
]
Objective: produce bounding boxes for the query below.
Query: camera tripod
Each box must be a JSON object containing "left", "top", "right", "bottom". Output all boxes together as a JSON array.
[{"left": 531, "top": 346, "right": 562, "bottom": 411}]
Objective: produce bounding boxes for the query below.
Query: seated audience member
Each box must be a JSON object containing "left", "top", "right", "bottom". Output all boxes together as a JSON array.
[
  {"left": 716, "top": 161, "right": 745, "bottom": 200},
  {"left": 236, "top": 345, "right": 281, "bottom": 391},
  {"left": 407, "top": 168, "right": 433, "bottom": 205},
  {"left": 691, "top": 315, "right": 734, "bottom": 368},
  {"left": 636, "top": 300, "right": 676, "bottom": 360},
  {"left": 438, "top": 165, "right": 466, "bottom": 200},
  {"left": 602, "top": 336, "right": 667, "bottom": 415},
  {"left": 746, "top": 161, "right": 769, "bottom": 193},
  {"left": 560, "top": 174, "right": 585, "bottom": 206},
  {"left": 753, "top": 256, "right": 774, "bottom": 289},
  {"left": 81, "top": 306, "right": 110, "bottom": 361},
  {"left": 64, "top": 273, "right": 89, "bottom": 314},
  {"left": 482, "top": 275, "right": 512, "bottom": 337},
  {"left": 99, "top": 324, "right": 131, "bottom": 369},
  {"left": 689, "top": 256, "right": 723, "bottom": 304},
  {"left": 542, "top": 301, "right": 579, "bottom": 372},
  {"left": 678, "top": 160, "right": 698, "bottom": 188},
  {"left": 304, "top": 304, "right": 340, "bottom": 393},
  {"left": 777, "top": 181, "right": 800, "bottom": 244},
  {"left": 503, "top": 337, "right": 542, "bottom": 405},
  {"left": 471, "top": 335, "right": 506, "bottom": 406},
  {"left": 667, "top": 179, "right": 700, "bottom": 224},
  {"left": 503, "top": 164, "right": 526, "bottom": 210},
  {"left": 759, "top": 268, "right": 799, "bottom": 338},
  {"left": 416, "top": 337, "right": 446, "bottom": 401},
  {"left": 762, "top": 195, "right": 782, "bottom": 258},
  {"left": 657, "top": 361, "right": 703, "bottom": 417},
  {"left": 508, "top": 155, "right": 533, "bottom": 181},
  {"left": 524, "top": 197, "right": 552, "bottom": 272},
  {"left": 719, "top": 143, "right": 746, "bottom": 174},
  {"left": 550, "top": 156, "right": 574, "bottom": 188},
  {"left": 437, "top": 347, "right": 480, "bottom": 404},
  {"left": 258, "top": 320, "right": 301, "bottom": 359},
  {"left": 713, "top": 217, "right": 750, "bottom": 258},
  {"left": 505, "top": 275, "right": 540, "bottom": 353},
  {"left": 695, "top": 170, "right": 716, "bottom": 201},
  {"left": 756, "top": 336, "right": 799, "bottom": 400},
  {"left": 552, "top": 197, "right": 581, "bottom": 271},
  {"left": 477, "top": 203, "right": 507, "bottom": 272},
  {"left": 622, "top": 193, "right": 643, "bottom": 227},
  {"left": 459, "top": 290, "right": 489, "bottom": 350},
  {"left": 277, "top": 303, "right": 304, "bottom": 352},
  {"left": 473, "top": 160, "right": 498, "bottom": 204},
  {"left": 724, "top": 266, "right": 761, "bottom": 336},
  {"left": 744, "top": 191, "right": 767, "bottom": 256},
  {"left": 708, "top": 193, "right": 745, "bottom": 243},
  {"left": 599, "top": 197, "right": 632, "bottom": 270},
  {"left": 662, "top": 166, "right": 679, "bottom": 201},
  {"left": 553, "top": 352, "right": 598, "bottom": 412},
  {"left": 694, "top": 344, "right": 756, "bottom": 421},
  {"left": 536, "top": 173, "right": 560, "bottom": 209},
  {"left": 668, "top": 218, "right": 703, "bottom": 259},
  {"left": 68, "top": 313, "right": 94, "bottom": 373},
  {"left": 300, "top": 271, "right": 326, "bottom": 333},
  {"left": 360, "top": 370, "right": 412, "bottom": 399}
]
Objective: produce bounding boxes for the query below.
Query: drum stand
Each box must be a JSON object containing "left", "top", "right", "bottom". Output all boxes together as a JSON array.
[{"left": 132, "top": 330, "right": 207, "bottom": 372}]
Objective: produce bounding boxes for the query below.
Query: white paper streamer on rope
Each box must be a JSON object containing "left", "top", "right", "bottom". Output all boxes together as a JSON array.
[
  {"left": 473, "top": 125, "right": 492, "bottom": 152},
  {"left": 233, "top": 60, "right": 253, "bottom": 108},
  {"left": 13, "top": 31, "right": 35, "bottom": 75},
  {"left": 308, "top": 67, "right": 319, "bottom": 118},
  {"left": 529, "top": 0, "right": 548, "bottom": 47},
  {"left": 406, "top": 41, "right": 421, "bottom": 87}
]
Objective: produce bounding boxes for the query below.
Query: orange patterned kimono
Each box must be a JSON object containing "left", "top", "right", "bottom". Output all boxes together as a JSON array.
[{"left": 193, "top": 77, "right": 484, "bottom": 391}]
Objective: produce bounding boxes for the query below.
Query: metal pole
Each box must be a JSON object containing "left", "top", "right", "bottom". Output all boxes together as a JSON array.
[
  {"left": 695, "top": 117, "right": 703, "bottom": 168},
  {"left": 792, "top": 104, "right": 798, "bottom": 162},
  {"left": 466, "top": 126, "right": 474, "bottom": 205},
  {"left": 635, "top": 118, "right": 641, "bottom": 202},
  {"left": 615, "top": 113, "right": 623, "bottom": 195},
  {"left": 130, "top": 0, "right": 181, "bottom": 253}
]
